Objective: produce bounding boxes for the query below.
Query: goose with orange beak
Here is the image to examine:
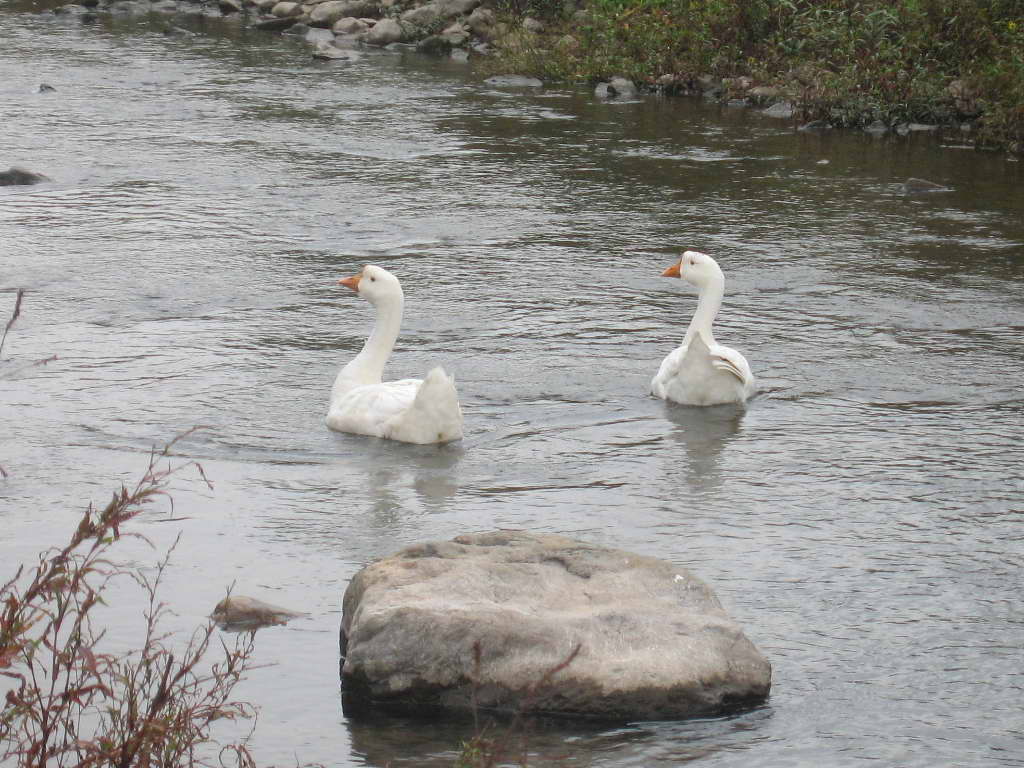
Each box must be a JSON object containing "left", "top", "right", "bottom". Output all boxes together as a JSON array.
[
  {"left": 651, "top": 250, "right": 756, "bottom": 406},
  {"left": 326, "top": 264, "right": 464, "bottom": 444}
]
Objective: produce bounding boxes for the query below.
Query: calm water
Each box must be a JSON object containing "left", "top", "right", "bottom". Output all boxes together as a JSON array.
[{"left": 2, "top": 6, "right": 1023, "bottom": 766}]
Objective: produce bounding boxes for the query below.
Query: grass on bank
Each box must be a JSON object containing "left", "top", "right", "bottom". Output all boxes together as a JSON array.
[{"left": 485, "top": 0, "right": 1024, "bottom": 151}]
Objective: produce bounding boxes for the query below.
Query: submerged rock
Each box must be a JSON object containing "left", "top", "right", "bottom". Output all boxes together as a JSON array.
[
  {"left": 312, "top": 40, "right": 354, "bottom": 58},
  {"left": 416, "top": 34, "right": 452, "bottom": 55},
  {"left": 798, "top": 119, "right": 830, "bottom": 132},
  {"left": 485, "top": 74, "right": 543, "bottom": 88},
  {"left": 902, "top": 177, "right": 951, "bottom": 194},
  {"left": 212, "top": 595, "right": 306, "bottom": 630},
  {"left": 0, "top": 167, "right": 50, "bottom": 186},
  {"left": 762, "top": 101, "right": 794, "bottom": 119},
  {"left": 340, "top": 531, "right": 771, "bottom": 720}
]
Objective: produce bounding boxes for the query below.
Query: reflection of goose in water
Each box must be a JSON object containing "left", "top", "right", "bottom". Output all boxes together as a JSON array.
[
  {"left": 652, "top": 251, "right": 756, "bottom": 406},
  {"left": 664, "top": 403, "right": 745, "bottom": 492},
  {"left": 326, "top": 265, "right": 464, "bottom": 444}
]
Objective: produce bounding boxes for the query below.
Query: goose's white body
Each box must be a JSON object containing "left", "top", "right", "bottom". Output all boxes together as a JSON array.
[
  {"left": 326, "top": 265, "right": 463, "bottom": 444},
  {"left": 651, "top": 250, "right": 756, "bottom": 406}
]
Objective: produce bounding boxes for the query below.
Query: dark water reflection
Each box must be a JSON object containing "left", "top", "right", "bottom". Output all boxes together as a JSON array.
[{"left": 2, "top": 6, "right": 1024, "bottom": 768}]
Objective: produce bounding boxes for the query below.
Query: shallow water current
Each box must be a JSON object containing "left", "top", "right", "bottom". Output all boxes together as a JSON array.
[{"left": 2, "top": 6, "right": 1024, "bottom": 766}]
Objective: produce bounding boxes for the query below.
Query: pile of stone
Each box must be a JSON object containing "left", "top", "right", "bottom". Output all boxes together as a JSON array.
[{"left": 247, "top": 0, "right": 503, "bottom": 56}]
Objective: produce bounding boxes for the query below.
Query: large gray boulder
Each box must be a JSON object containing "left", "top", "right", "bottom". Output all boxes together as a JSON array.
[{"left": 340, "top": 531, "right": 771, "bottom": 720}]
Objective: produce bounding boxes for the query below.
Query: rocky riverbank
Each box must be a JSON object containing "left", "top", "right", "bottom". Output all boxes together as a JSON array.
[
  {"left": 38, "top": 0, "right": 519, "bottom": 62},
  {"left": 20, "top": 0, "right": 1023, "bottom": 154}
]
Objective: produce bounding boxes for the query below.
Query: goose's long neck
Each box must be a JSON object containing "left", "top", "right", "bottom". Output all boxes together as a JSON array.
[
  {"left": 339, "top": 294, "right": 403, "bottom": 389},
  {"left": 683, "top": 275, "right": 724, "bottom": 345}
]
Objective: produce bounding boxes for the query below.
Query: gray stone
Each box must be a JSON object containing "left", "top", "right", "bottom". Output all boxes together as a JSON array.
[
  {"left": 400, "top": 0, "right": 476, "bottom": 26},
  {"left": 309, "top": 0, "right": 378, "bottom": 26},
  {"left": 748, "top": 85, "right": 779, "bottom": 102},
  {"left": 212, "top": 595, "right": 306, "bottom": 630},
  {"left": 362, "top": 16, "right": 409, "bottom": 45},
  {"left": 305, "top": 25, "right": 334, "bottom": 41},
  {"left": 863, "top": 119, "right": 889, "bottom": 135},
  {"left": 466, "top": 6, "right": 494, "bottom": 39},
  {"left": 798, "top": 119, "right": 830, "bottom": 132},
  {"left": 218, "top": 0, "right": 242, "bottom": 13},
  {"left": 401, "top": 3, "right": 439, "bottom": 26},
  {"left": 332, "top": 15, "right": 368, "bottom": 33},
  {"left": 522, "top": 15, "right": 543, "bottom": 33},
  {"left": 762, "top": 101, "right": 793, "bottom": 119},
  {"left": 271, "top": 1, "right": 302, "bottom": 16},
  {"left": 948, "top": 79, "right": 980, "bottom": 116},
  {"left": 610, "top": 76, "right": 638, "bottom": 97},
  {"left": 340, "top": 531, "right": 771, "bottom": 720},
  {"left": 0, "top": 167, "right": 50, "bottom": 186},
  {"left": 437, "top": 0, "right": 478, "bottom": 14}
]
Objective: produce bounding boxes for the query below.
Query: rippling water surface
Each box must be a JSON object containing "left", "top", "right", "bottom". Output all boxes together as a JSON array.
[{"left": 2, "top": 7, "right": 1023, "bottom": 766}]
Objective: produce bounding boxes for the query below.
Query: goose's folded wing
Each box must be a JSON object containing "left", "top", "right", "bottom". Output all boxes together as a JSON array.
[
  {"left": 327, "top": 379, "right": 420, "bottom": 433},
  {"left": 708, "top": 343, "right": 753, "bottom": 384}
]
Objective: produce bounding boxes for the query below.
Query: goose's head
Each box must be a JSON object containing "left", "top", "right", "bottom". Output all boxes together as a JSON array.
[
  {"left": 338, "top": 264, "right": 403, "bottom": 305},
  {"left": 661, "top": 250, "right": 724, "bottom": 288}
]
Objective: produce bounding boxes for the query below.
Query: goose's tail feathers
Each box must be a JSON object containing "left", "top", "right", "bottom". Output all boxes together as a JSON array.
[{"left": 386, "top": 366, "right": 464, "bottom": 444}]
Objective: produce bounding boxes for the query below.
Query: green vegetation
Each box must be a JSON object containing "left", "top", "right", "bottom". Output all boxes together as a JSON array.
[{"left": 487, "top": 0, "right": 1024, "bottom": 151}]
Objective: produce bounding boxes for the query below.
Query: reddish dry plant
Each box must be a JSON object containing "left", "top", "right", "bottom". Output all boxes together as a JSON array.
[
  {"left": 0, "top": 288, "right": 24, "bottom": 359},
  {"left": 457, "top": 641, "right": 582, "bottom": 768},
  {"left": 0, "top": 433, "right": 259, "bottom": 768}
]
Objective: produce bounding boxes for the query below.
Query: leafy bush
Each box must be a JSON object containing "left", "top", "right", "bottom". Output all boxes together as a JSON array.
[{"left": 487, "top": 0, "right": 1024, "bottom": 150}]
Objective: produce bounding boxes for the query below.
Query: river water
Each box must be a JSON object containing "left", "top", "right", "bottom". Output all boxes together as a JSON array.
[{"left": 2, "top": 5, "right": 1023, "bottom": 766}]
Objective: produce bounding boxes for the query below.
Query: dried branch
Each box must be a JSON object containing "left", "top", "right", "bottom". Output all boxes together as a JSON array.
[
  {"left": 0, "top": 434, "right": 256, "bottom": 768},
  {"left": 0, "top": 288, "right": 25, "bottom": 358}
]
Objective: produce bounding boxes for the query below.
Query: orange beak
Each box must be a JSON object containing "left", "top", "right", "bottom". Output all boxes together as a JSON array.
[
  {"left": 338, "top": 274, "right": 361, "bottom": 292},
  {"left": 661, "top": 261, "right": 681, "bottom": 278}
]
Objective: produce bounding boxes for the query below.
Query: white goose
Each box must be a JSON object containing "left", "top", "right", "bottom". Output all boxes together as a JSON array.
[
  {"left": 326, "top": 264, "right": 464, "bottom": 444},
  {"left": 651, "top": 250, "right": 756, "bottom": 406}
]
